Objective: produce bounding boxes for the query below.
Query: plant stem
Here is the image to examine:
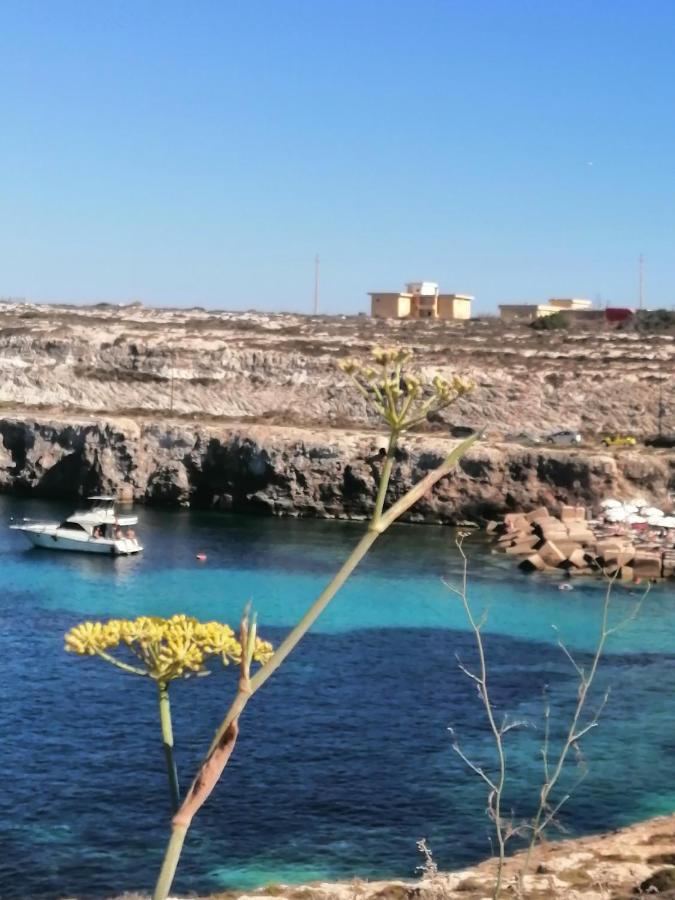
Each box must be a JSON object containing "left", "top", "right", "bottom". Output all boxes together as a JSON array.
[
  {"left": 373, "top": 431, "right": 398, "bottom": 523},
  {"left": 157, "top": 681, "right": 180, "bottom": 813},
  {"left": 153, "top": 822, "right": 187, "bottom": 900},
  {"left": 152, "top": 431, "right": 481, "bottom": 900},
  {"left": 519, "top": 577, "right": 648, "bottom": 886},
  {"left": 453, "top": 540, "right": 507, "bottom": 898}
]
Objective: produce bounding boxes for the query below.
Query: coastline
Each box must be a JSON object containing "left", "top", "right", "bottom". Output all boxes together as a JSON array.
[
  {"left": 106, "top": 812, "right": 675, "bottom": 899},
  {"left": 0, "top": 409, "right": 673, "bottom": 522}
]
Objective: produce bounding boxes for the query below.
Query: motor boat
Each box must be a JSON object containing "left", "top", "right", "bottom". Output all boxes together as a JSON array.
[{"left": 10, "top": 495, "right": 143, "bottom": 555}]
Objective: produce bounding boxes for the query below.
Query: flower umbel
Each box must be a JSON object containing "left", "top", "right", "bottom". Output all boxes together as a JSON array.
[
  {"left": 338, "top": 346, "right": 473, "bottom": 433},
  {"left": 64, "top": 614, "right": 273, "bottom": 682}
]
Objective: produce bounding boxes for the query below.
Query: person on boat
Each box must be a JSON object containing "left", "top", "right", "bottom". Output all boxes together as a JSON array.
[
  {"left": 93, "top": 526, "right": 103, "bottom": 539},
  {"left": 125, "top": 528, "right": 136, "bottom": 541},
  {"left": 114, "top": 525, "right": 123, "bottom": 540}
]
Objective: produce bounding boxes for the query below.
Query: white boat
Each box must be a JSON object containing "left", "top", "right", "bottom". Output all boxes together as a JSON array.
[{"left": 10, "top": 495, "right": 143, "bottom": 555}]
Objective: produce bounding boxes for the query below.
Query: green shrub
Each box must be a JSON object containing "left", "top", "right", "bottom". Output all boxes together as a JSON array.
[
  {"left": 628, "top": 309, "right": 675, "bottom": 333},
  {"left": 529, "top": 311, "right": 570, "bottom": 330}
]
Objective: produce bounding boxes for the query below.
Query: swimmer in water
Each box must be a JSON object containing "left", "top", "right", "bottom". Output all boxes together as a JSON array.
[{"left": 559, "top": 583, "right": 574, "bottom": 591}]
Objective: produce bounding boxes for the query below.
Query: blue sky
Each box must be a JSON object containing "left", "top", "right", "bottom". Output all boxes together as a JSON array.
[{"left": 1, "top": 0, "right": 674, "bottom": 315}]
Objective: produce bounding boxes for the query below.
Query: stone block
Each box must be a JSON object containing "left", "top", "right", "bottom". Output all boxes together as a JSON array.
[
  {"left": 596, "top": 540, "right": 623, "bottom": 556},
  {"left": 555, "top": 539, "right": 590, "bottom": 557},
  {"left": 505, "top": 537, "right": 539, "bottom": 555},
  {"left": 569, "top": 567, "right": 594, "bottom": 576},
  {"left": 603, "top": 549, "right": 635, "bottom": 568},
  {"left": 519, "top": 553, "right": 547, "bottom": 573},
  {"left": 525, "top": 506, "right": 550, "bottom": 524},
  {"left": 567, "top": 548, "right": 588, "bottom": 569},
  {"left": 575, "top": 505, "right": 587, "bottom": 521},
  {"left": 566, "top": 527, "right": 595, "bottom": 545},
  {"left": 620, "top": 566, "right": 635, "bottom": 582},
  {"left": 504, "top": 513, "right": 529, "bottom": 531},
  {"left": 632, "top": 553, "right": 662, "bottom": 578},
  {"left": 560, "top": 505, "right": 577, "bottom": 523},
  {"left": 539, "top": 540, "right": 567, "bottom": 567}
]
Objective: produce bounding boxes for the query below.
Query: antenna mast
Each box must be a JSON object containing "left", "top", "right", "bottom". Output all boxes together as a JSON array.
[
  {"left": 313, "top": 254, "right": 320, "bottom": 315},
  {"left": 639, "top": 253, "right": 644, "bottom": 310}
]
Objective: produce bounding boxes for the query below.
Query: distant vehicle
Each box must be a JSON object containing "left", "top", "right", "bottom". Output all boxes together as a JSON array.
[
  {"left": 602, "top": 433, "right": 636, "bottom": 448},
  {"left": 546, "top": 430, "right": 582, "bottom": 446},
  {"left": 450, "top": 425, "right": 477, "bottom": 438},
  {"left": 646, "top": 434, "right": 675, "bottom": 448}
]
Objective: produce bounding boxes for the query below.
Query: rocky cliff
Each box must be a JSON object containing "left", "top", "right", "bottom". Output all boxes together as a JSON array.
[
  {"left": 0, "top": 301, "right": 672, "bottom": 516},
  {"left": 1, "top": 413, "right": 672, "bottom": 521}
]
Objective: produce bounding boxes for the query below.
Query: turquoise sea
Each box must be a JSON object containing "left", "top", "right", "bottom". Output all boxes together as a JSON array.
[{"left": 1, "top": 496, "right": 674, "bottom": 899}]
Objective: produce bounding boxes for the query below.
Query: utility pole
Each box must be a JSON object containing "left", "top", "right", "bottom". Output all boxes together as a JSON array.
[
  {"left": 639, "top": 253, "right": 644, "bottom": 310},
  {"left": 169, "top": 352, "right": 175, "bottom": 413},
  {"left": 313, "top": 253, "right": 320, "bottom": 315},
  {"left": 658, "top": 381, "right": 665, "bottom": 437}
]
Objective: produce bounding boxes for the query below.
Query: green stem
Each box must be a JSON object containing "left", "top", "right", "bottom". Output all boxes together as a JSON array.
[
  {"left": 157, "top": 681, "right": 180, "bottom": 813},
  {"left": 153, "top": 823, "right": 187, "bottom": 900},
  {"left": 152, "top": 430, "right": 481, "bottom": 900},
  {"left": 373, "top": 431, "right": 398, "bottom": 524}
]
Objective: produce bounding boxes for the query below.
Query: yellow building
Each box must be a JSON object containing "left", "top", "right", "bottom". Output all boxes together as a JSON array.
[
  {"left": 369, "top": 281, "right": 473, "bottom": 320},
  {"left": 499, "top": 297, "right": 592, "bottom": 321},
  {"left": 548, "top": 298, "right": 592, "bottom": 311}
]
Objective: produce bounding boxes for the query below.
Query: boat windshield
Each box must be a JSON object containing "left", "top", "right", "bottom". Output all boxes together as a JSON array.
[
  {"left": 58, "top": 521, "right": 87, "bottom": 532},
  {"left": 87, "top": 497, "right": 116, "bottom": 514}
]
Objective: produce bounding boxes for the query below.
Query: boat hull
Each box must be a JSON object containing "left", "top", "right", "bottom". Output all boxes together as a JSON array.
[{"left": 11, "top": 526, "right": 142, "bottom": 555}]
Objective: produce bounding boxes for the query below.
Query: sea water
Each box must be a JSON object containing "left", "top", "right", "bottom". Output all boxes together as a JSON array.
[{"left": 1, "top": 496, "right": 674, "bottom": 899}]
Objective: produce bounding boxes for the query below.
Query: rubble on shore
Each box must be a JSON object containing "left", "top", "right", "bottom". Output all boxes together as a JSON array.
[{"left": 487, "top": 500, "right": 675, "bottom": 581}]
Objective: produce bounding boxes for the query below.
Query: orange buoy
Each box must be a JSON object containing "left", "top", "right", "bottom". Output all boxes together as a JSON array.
[{"left": 196, "top": 552, "right": 207, "bottom": 561}]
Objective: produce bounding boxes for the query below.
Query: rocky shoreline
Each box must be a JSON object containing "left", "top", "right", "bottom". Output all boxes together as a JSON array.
[
  {"left": 0, "top": 411, "right": 673, "bottom": 522},
  {"left": 104, "top": 812, "right": 675, "bottom": 899}
]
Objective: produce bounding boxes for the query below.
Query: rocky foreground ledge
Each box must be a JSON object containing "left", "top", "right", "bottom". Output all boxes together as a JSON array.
[
  {"left": 0, "top": 411, "right": 674, "bottom": 520},
  {"left": 107, "top": 813, "right": 675, "bottom": 899}
]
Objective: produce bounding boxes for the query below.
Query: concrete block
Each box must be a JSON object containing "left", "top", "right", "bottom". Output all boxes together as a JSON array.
[
  {"left": 505, "top": 538, "right": 540, "bottom": 555},
  {"left": 525, "top": 507, "right": 550, "bottom": 524},
  {"left": 632, "top": 553, "right": 662, "bottom": 578},
  {"left": 560, "top": 505, "right": 577, "bottom": 523},
  {"left": 519, "top": 553, "right": 547, "bottom": 573},
  {"left": 620, "top": 566, "right": 635, "bottom": 582},
  {"left": 504, "top": 513, "right": 529, "bottom": 531},
  {"left": 539, "top": 540, "right": 567, "bottom": 567},
  {"left": 567, "top": 548, "right": 588, "bottom": 569},
  {"left": 575, "top": 505, "right": 587, "bottom": 521},
  {"left": 603, "top": 549, "right": 635, "bottom": 568},
  {"left": 486, "top": 520, "right": 500, "bottom": 534},
  {"left": 566, "top": 528, "right": 595, "bottom": 545},
  {"left": 596, "top": 540, "right": 623, "bottom": 556},
  {"left": 556, "top": 539, "right": 591, "bottom": 557}
]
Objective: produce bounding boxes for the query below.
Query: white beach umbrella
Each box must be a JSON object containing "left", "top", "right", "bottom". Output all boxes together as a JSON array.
[
  {"left": 647, "top": 515, "right": 667, "bottom": 527},
  {"left": 631, "top": 498, "right": 648, "bottom": 508},
  {"left": 600, "top": 499, "right": 622, "bottom": 509},
  {"left": 622, "top": 505, "right": 639, "bottom": 516},
  {"left": 660, "top": 517, "right": 675, "bottom": 529},
  {"left": 640, "top": 506, "right": 664, "bottom": 518},
  {"left": 605, "top": 509, "right": 628, "bottom": 522},
  {"left": 626, "top": 514, "right": 647, "bottom": 525}
]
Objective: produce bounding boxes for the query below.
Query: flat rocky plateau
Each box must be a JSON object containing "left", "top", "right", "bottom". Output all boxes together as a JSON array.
[{"left": 0, "top": 301, "right": 673, "bottom": 517}]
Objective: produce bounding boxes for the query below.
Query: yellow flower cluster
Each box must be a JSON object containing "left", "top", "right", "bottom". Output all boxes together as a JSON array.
[
  {"left": 65, "top": 614, "right": 274, "bottom": 682},
  {"left": 338, "top": 347, "right": 473, "bottom": 433}
]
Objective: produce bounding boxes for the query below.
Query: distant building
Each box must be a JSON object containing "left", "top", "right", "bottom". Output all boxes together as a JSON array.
[
  {"left": 499, "top": 297, "right": 593, "bottom": 321},
  {"left": 369, "top": 281, "right": 473, "bottom": 320}
]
